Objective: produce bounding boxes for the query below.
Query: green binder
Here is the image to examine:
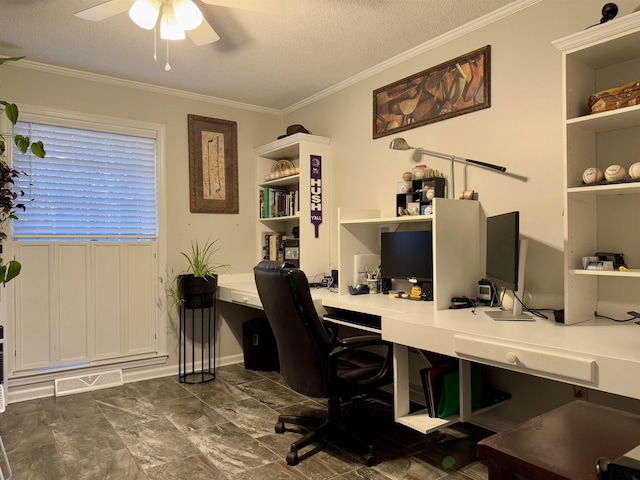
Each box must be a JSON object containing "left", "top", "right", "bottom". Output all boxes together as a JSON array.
[{"left": 436, "top": 364, "right": 483, "bottom": 418}]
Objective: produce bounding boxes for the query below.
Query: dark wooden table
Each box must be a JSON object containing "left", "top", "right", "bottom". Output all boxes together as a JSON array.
[{"left": 477, "top": 400, "right": 640, "bottom": 479}]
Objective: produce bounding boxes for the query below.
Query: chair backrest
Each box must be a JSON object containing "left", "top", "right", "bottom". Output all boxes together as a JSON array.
[{"left": 254, "top": 261, "right": 333, "bottom": 398}]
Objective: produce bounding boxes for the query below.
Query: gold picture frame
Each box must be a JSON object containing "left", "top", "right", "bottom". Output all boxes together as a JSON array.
[
  {"left": 373, "top": 45, "right": 491, "bottom": 139},
  {"left": 188, "top": 115, "right": 238, "bottom": 214}
]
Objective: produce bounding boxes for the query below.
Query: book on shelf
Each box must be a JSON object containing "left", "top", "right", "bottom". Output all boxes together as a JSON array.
[
  {"left": 261, "top": 231, "right": 284, "bottom": 261},
  {"left": 420, "top": 362, "right": 458, "bottom": 417},
  {"left": 420, "top": 363, "right": 511, "bottom": 418},
  {"left": 259, "top": 187, "right": 299, "bottom": 219}
]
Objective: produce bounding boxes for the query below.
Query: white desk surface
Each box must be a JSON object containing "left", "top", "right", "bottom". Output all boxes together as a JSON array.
[{"left": 217, "top": 273, "right": 640, "bottom": 400}]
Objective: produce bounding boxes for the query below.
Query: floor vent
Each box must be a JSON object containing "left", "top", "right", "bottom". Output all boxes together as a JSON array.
[{"left": 54, "top": 369, "right": 123, "bottom": 397}]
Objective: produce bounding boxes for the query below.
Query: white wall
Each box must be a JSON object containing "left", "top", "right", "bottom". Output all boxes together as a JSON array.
[
  {"left": 284, "top": 0, "right": 639, "bottom": 303},
  {"left": 0, "top": 65, "right": 281, "bottom": 370},
  {"left": 283, "top": 0, "right": 640, "bottom": 424}
]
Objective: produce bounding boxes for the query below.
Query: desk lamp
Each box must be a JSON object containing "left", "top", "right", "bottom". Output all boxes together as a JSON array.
[{"left": 389, "top": 137, "right": 525, "bottom": 198}]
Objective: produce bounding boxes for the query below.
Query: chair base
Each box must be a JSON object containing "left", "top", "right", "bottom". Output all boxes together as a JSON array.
[{"left": 275, "top": 398, "right": 377, "bottom": 466}]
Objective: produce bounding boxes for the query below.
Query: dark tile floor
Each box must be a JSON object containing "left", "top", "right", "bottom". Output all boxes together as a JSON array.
[{"left": 0, "top": 364, "right": 494, "bottom": 479}]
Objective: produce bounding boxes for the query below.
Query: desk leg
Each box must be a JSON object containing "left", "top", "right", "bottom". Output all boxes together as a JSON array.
[
  {"left": 459, "top": 359, "right": 472, "bottom": 422},
  {"left": 393, "top": 344, "right": 410, "bottom": 421},
  {"left": 487, "top": 463, "right": 518, "bottom": 480}
]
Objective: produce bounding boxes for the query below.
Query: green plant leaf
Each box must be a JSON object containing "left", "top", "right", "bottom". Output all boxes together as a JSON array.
[
  {"left": 31, "top": 141, "right": 46, "bottom": 158},
  {"left": 14, "top": 134, "right": 29, "bottom": 154},
  {"left": 180, "top": 238, "right": 229, "bottom": 277},
  {"left": 4, "top": 103, "right": 19, "bottom": 125},
  {"left": 5, "top": 259, "right": 21, "bottom": 284}
]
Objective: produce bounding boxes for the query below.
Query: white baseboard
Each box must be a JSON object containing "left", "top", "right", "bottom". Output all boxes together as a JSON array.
[{"left": 7, "top": 352, "right": 246, "bottom": 404}]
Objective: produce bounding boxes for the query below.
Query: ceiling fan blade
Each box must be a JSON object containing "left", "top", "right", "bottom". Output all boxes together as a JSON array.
[
  {"left": 75, "top": 0, "right": 135, "bottom": 21},
  {"left": 200, "top": 0, "right": 285, "bottom": 14},
  {"left": 187, "top": 19, "right": 220, "bottom": 45}
]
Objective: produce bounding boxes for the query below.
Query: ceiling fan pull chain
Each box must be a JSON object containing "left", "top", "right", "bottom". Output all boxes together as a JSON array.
[
  {"left": 153, "top": 24, "right": 158, "bottom": 62},
  {"left": 165, "top": 40, "right": 171, "bottom": 71}
]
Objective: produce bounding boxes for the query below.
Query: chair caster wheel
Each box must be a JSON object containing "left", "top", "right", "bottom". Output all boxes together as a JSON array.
[
  {"left": 364, "top": 453, "right": 376, "bottom": 466},
  {"left": 286, "top": 451, "right": 299, "bottom": 465},
  {"left": 275, "top": 422, "right": 285, "bottom": 434}
]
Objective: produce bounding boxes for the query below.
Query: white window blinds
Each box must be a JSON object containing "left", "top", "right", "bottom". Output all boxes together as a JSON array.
[{"left": 12, "top": 121, "right": 158, "bottom": 241}]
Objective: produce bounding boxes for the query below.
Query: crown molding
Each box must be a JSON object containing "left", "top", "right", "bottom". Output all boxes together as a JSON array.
[
  {"left": 5, "top": 0, "right": 540, "bottom": 116},
  {"left": 282, "top": 0, "right": 541, "bottom": 114},
  {"left": 6, "top": 60, "right": 282, "bottom": 116},
  {"left": 552, "top": 9, "right": 640, "bottom": 52}
]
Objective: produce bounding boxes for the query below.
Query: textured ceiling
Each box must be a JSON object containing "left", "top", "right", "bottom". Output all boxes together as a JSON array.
[{"left": 0, "top": 0, "right": 519, "bottom": 111}]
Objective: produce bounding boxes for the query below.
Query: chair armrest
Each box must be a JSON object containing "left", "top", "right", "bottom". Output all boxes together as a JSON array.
[
  {"left": 327, "top": 336, "right": 393, "bottom": 390},
  {"left": 338, "top": 335, "right": 384, "bottom": 347},
  {"left": 329, "top": 336, "right": 392, "bottom": 361}
]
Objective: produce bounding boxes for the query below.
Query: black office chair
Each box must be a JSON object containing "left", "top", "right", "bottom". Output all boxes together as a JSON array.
[{"left": 253, "top": 260, "right": 393, "bottom": 466}]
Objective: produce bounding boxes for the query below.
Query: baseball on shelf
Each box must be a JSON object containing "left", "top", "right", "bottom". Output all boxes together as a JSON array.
[
  {"left": 629, "top": 162, "right": 640, "bottom": 180},
  {"left": 604, "top": 164, "right": 626, "bottom": 182},
  {"left": 582, "top": 167, "right": 603, "bottom": 184}
]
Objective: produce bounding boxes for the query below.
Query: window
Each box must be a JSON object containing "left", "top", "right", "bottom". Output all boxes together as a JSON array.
[{"left": 12, "top": 121, "right": 158, "bottom": 241}]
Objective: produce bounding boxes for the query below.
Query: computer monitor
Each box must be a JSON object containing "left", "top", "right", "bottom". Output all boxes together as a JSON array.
[
  {"left": 484, "top": 211, "right": 531, "bottom": 321},
  {"left": 380, "top": 230, "right": 433, "bottom": 297}
]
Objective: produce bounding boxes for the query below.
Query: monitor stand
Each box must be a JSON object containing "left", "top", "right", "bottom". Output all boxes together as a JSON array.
[
  {"left": 485, "top": 239, "right": 533, "bottom": 322},
  {"left": 485, "top": 310, "right": 533, "bottom": 321}
]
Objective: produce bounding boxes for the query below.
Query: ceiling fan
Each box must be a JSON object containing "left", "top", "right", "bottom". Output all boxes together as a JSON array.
[{"left": 75, "top": 0, "right": 284, "bottom": 46}]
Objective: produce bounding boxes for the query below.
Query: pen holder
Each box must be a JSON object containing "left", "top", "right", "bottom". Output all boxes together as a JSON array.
[{"left": 367, "top": 279, "right": 380, "bottom": 294}]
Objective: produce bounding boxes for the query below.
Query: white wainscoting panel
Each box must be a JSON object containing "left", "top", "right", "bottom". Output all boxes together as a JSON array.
[
  {"left": 126, "top": 244, "right": 157, "bottom": 355},
  {"left": 12, "top": 242, "right": 157, "bottom": 375},
  {"left": 93, "top": 244, "right": 124, "bottom": 360},
  {"left": 58, "top": 244, "right": 90, "bottom": 365},
  {"left": 14, "top": 244, "right": 53, "bottom": 370}
]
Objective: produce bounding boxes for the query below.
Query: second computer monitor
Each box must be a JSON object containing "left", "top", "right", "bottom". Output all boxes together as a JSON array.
[
  {"left": 485, "top": 211, "right": 531, "bottom": 321},
  {"left": 380, "top": 230, "right": 433, "bottom": 297}
]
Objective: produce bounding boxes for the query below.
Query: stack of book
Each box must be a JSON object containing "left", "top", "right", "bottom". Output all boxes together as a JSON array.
[
  {"left": 261, "top": 232, "right": 283, "bottom": 261},
  {"left": 259, "top": 187, "right": 299, "bottom": 219}
]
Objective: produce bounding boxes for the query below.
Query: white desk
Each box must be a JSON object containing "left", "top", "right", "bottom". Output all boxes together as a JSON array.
[{"left": 217, "top": 273, "right": 640, "bottom": 434}]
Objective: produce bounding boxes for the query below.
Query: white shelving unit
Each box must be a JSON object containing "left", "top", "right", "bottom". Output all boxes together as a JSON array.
[
  {"left": 553, "top": 12, "right": 640, "bottom": 324},
  {"left": 338, "top": 198, "right": 481, "bottom": 310},
  {"left": 254, "top": 133, "right": 331, "bottom": 278}
]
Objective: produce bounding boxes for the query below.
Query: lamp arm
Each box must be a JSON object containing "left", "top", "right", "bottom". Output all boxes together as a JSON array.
[
  {"left": 462, "top": 158, "right": 507, "bottom": 172},
  {"left": 419, "top": 148, "right": 506, "bottom": 172}
]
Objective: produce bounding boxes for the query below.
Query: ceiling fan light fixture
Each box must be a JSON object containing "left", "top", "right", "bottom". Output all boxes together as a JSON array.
[
  {"left": 128, "top": 0, "right": 160, "bottom": 30},
  {"left": 173, "top": 0, "right": 204, "bottom": 31},
  {"left": 160, "top": 3, "right": 186, "bottom": 40}
]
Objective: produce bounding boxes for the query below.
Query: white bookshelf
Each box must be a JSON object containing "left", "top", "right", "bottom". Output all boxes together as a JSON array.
[
  {"left": 255, "top": 134, "right": 331, "bottom": 278},
  {"left": 553, "top": 12, "right": 640, "bottom": 324}
]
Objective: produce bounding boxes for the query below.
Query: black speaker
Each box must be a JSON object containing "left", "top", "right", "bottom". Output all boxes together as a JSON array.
[{"left": 242, "top": 317, "right": 280, "bottom": 371}]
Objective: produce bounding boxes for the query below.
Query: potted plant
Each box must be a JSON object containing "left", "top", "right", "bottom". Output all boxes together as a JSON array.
[
  {"left": 0, "top": 56, "right": 46, "bottom": 285},
  {"left": 163, "top": 238, "right": 229, "bottom": 310}
]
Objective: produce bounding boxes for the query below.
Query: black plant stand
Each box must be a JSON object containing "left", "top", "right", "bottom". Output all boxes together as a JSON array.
[{"left": 179, "top": 292, "right": 216, "bottom": 384}]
